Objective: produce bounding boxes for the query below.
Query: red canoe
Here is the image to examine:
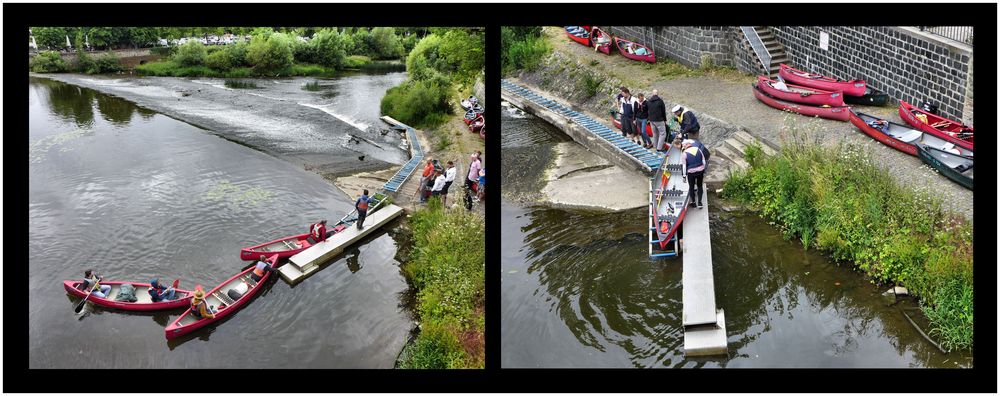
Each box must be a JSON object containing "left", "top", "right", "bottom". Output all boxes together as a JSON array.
[
  {"left": 611, "top": 110, "right": 653, "bottom": 137},
  {"left": 614, "top": 37, "right": 656, "bottom": 63},
  {"left": 63, "top": 280, "right": 193, "bottom": 311},
  {"left": 757, "top": 76, "right": 845, "bottom": 107},
  {"left": 653, "top": 144, "right": 690, "bottom": 250},
  {"left": 752, "top": 83, "right": 850, "bottom": 121},
  {"left": 898, "top": 100, "right": 973, "bottom": 150},
  {"left": 164, "top": 255, "right": 277, "bottom": 340},
  {"left": 565, "top": 26, "right": 591, "bottom": 47},
  {"left": 849, "top": 109, "right": 975, "bottom": 158},
  {"left": 590, "top": 27, "right": 612, "bottom": 55},
  {"left": 469, "top": 114, "right": 485, "bottom": 133},
  {"left": 240, "top": 221, "right": 351, "bottom": 261},
  {"left": 778, "top": 64, "right": 867, "bottom": 97}
]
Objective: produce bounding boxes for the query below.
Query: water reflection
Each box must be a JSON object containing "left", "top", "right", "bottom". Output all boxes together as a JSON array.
[
  {"left": 38, "top": 78, "right": 96, "bottom": 127},
  {"left": 95, "top": 93, "right": 135, "bottom": 125}
]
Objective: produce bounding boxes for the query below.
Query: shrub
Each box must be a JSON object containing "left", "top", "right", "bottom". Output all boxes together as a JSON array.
[
  {"left": 175, "top": 40, "right": 207, "bottom": 66},
  {"left": 578, "top": 72, "right": 604, "bottom": 97},
  {"left": 87, "top": 52, "right": 124, "bottom": 74},
  {"left": 246, "top": 32, "right": 294, "bottom": 74},
  {"left": 379, "top": 76, "right": 452, "bottom": 128},
  {"left": 150, "top": 46, "right": 176, "bottom": 57},
  {"left": 342, "top": 55, "right": 371, "bottom": 69},
  {"left": 205, "top": 49, "right": 232, "bottom": 70},
  {"left": 501, "top": 27, "right": 551, "bottom": 75},
  {"left": 30, "top": 51, "right": 68, "bottom": 73}
]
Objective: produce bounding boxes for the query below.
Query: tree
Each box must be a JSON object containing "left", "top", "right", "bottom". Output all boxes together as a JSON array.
[
  {"left": 307, "top": 28, "right": 348, "bottom": 67},
  {"left": 175, "top": 40, "right": 207, "bottom": 66},
  {"left": 33, "top": 27, "right": 72, "bottom": 50},
  {"left": 246, "top": 32, "right": 294, "bottom": 73},
  {"left": 370, "top": 27, "right": 403, "bottom": 59}
]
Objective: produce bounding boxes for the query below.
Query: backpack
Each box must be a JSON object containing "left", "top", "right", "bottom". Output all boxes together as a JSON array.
[
  {"left": 464, "top": 189, "right": 473, "bottom": 210},
  {"left": 115, "top": 283, "right": 138, "bottom": 302}
]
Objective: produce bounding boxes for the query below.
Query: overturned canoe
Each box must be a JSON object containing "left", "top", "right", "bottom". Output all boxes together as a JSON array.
[
  {"left": 164, "top": 255, "right": 277, "bottom": 340},
  {"left": 614, "top": 36, "right": 656, "bottom": 63},
  {"left": 917, "top": 144, "right": 973, "bottom": 190},
  {"left": 653, "top": 144, "right": 690, "bottom": 250},
  {"left": 565, "top": 26, "right": 592, "bottom": 47},
  {"left": 757, "top": 75, "right": 844, "bottom": 107},
  {"left": 898, "top": 100, "right": 973, "bottom": 150},
  {"left": 778, "top": 64, "right": 867, "bottom": 97},
  {"left": 752, "top": 83, "right": 850, "bottom": 121},
  {"left": 64, "top": 280, "right": 193, "bottom": 311},
  {"left": 849, "top": 110, "right": 974, "bottom": 158},
  {"left": 843, "top": 87, "right": 890, "bottom": 106}
]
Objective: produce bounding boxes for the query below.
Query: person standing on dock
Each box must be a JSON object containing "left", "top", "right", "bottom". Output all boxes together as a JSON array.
[
  {"left": 635, "top": 93, "right": 652, "bottom": 149},
  {"left": 672, "top": 105, "right": 700, "bottom": 141},
  {"left": 442, "top": 161, "right": 457, "bottom": 207},
  {"left": 615, "top": 87, "right": 638, "bottom": 140},
  {"left": 416, "top": 158, "right": 434, "bottom": 203},
  {"left": 431, "top": 169, "right": 447, "bottom": 200},
  {"left": 355, "top": 189, "right": 371, "bottom": 230},
  {"left": 647, "top": 90, "right": 669, "bottom": 152},
  {"left": 683, "top": 139, "right": 707, "bottom": 209}
]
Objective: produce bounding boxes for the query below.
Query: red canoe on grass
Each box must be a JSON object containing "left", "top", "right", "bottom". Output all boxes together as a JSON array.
[
  {"left": 757, "top": 76, "right": 845, "bottom": 107},
  {"left": 590, "top": 27, "right": 612, "bottom": 54},
  {"left": 778, "top": 64, "right": 867, "bottom": 97},
  {"left": 164, "top": 255, "right": 277, "bottom": 340},
  {"left": 63, "top": 281, "right": 193, "bottom": 311},
  {"left": 469, "top": 114, "right": 485, "bottom": 133},
  {"left": 849, "top": 109, "right": 975, "bottom": 158},
  {"left": 752, "top": 83, "right": 850, "bottom": 121},
  {"left": 614, "top": 37, "right": 656, "bottom": 63},
  {"left": 653, "top": 144, "right": 690, "bottom": 250},
  {"left": 611, "top": 110, "right": 653, "bottom": 137},
  {"left": 565, "top": 26, "right": 591, "bottom": 47},
  {"left": 898, "top": 100, "right": 973, "bottom": 150}
]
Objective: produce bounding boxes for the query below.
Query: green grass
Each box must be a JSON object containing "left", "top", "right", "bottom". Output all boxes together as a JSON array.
[
  {"left": 397, "top": 198, "right": 485, "bottom": 368},
  {"left": 722, "top": 127, "right": 974, "bottom": 351},
  {"left": 578, "top": 72, "right": 604, "bottom": 98},
  {"left": 135, "top": 59, "right": 337, "bottom": 78}
]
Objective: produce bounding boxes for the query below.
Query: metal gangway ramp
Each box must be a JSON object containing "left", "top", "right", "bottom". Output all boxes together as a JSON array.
[
  {"left": 679, "top": 188, "right": 727, "bottom": 356},
  {"left": 501, "top": 79, "right": 663, "bottom": 172}
]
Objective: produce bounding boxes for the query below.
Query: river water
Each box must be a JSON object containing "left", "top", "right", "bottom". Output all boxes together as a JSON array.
[
  {"left": 500, "top": 110, "right": 972, "bottom": 368},
  {"left": 28, "top": 76, "right": 412, "bottom": 368}
]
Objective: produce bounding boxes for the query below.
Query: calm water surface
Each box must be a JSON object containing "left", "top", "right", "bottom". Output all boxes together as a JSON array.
[
  {"left": 500, "top": 110, "right": 972, "bottom": 368},
  {"left": 28, "top": 77, "right": 412, "bottom": 368}
]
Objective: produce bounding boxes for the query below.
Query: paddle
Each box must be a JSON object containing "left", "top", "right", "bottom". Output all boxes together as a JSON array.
[{"left": 74, "top": 280, "right": 101, "bottom": 314}]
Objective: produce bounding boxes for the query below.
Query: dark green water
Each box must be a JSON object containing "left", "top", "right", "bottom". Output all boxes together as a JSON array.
[
  {"left": 29, "top": 76, "right": 412, "bottom": 368},
  {"left": 500, "top": 109, "right": 972, "bottom": 368}
]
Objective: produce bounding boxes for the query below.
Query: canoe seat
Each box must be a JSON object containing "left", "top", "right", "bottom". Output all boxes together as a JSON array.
[{"left": 895, "top": 130, "right": 922, "bottom": 143}]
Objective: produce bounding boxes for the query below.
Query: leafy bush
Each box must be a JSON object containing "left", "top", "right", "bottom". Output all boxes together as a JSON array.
[
  {"left": 30, "top": 51, "right": 69, "bottom": 73},
  {"left": 578, "top": 72, "right": 604, "bottom": 97},
  {"left": 722, "top": 130, "right": 974, "bottom": 350},
  {"left": 380, "top": 76, "right": 453, "bottom": 128},
  {"left": 397, "top": 323, "right": 466, "bottom": 369},
  {"left": 175, "top": 40, "right": 207, "bottom": 66},
  {"left": 342, "top": 55, "right": 371, "bottom": 69},
  {"left": 87, "top": 52, "right": 124, "bottom": 74},
  {"left": 205, "top": 49, "right": 232, "bottom": 70},
  {"left": 246, "top": 32, "right": 294, "bottom": 74},
  {"left": 501, "top": 26, "right": 551, "bottom": 75},
  {"left": 150, "top": 46, "right": 176, "bottom": 57}
]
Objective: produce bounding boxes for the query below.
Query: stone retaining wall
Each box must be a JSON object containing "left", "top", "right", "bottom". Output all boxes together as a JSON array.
[{"left": 601, "top": 26, "right": 740, "bottom": 69}]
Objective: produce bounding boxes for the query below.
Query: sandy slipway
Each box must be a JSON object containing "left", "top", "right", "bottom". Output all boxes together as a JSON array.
[{"left": 31, "top": 73, "right": 409, "bottom": 178}]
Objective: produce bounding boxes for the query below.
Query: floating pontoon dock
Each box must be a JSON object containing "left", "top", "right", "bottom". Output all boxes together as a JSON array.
[{"left": 680, "top": 188, "right": 727, "bottom": 356}]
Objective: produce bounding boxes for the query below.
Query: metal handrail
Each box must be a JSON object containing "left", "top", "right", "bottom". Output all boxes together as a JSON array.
[
  {"left": 740, "top": 26, "right": 771, "bottom": 74},
  {"left": 918, "top": 26, "right": 973, "bottom": 46}
]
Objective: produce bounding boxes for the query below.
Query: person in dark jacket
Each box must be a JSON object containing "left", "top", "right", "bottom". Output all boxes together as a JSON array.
[
  {"left": 355, "top": 189, "right": 371, "bottom": 230},
  {"left": 635, "top": 93, "right": 652, "bottom": 148},
  {"left": 615, "top": 87, "right": 638, "bottom": 140},
  {"left": 682, "top": 139, "right": 707, "bottom": 209},
  {"left": 672, "top": 105, "right": 700, "bottom": 140},
  {"left": 646, "top": 90, "right": 669, "bottom": 152}
]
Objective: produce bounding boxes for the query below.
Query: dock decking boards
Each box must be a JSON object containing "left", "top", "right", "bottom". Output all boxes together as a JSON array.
[{"left": 681, "top": 188, "right": 727, "bottom": 355}]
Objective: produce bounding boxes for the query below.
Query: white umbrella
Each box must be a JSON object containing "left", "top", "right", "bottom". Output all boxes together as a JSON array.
[
  {"left": 66, "top": 35, "right": 72, "bottom": 49},
  {"left": 85, "top": 34, "right": 89, "bottom": 49}
]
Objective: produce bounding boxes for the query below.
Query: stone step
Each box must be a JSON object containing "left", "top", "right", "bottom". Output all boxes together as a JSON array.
[
  {"left": 714, "top": 145, "right": 749, "bottom": 171},
  {"left": 724, "top": 137, "right": 748, "bottom": 157},
  {"left": 733, "top": 130, "right": 778, "bottom": 157},
  {"left": 771, "top": 55, "right": 790, "bottom": 64}
]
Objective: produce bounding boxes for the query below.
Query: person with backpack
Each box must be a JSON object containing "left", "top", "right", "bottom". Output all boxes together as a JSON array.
[{"left": 355, "top": 189, "right": 372, "bottom": 230}]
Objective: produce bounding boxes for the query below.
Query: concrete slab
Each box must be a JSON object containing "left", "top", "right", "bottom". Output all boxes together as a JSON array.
[
  {"left": 683, "top": 309, "right": 728, "bottom": 356},
  {"left": 541, "top": 142, "right": 648, "bottom": 211},
  {"left": 281, "top": 204, "right": 405, "bottom": 285},
  {"left": 681, "top": 187, "right": 718, "bottom": 327}
]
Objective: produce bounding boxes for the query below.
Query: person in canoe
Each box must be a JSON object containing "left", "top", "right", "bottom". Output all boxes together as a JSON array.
[
  {"left": 251, "top": 255, "right": 278, "bottom": 282},
  {"left": 189, "top": 286, "right": 217, "bottom": 319},
  {"left": 80, "top": 269, "right": 112, "bottom": 298},
  {"left": 148, "top": 278, "right": 177, "bottom": 302},
  {"left": 683, "top": 139, "right": 707, "bottom": 209},
  {"left": 592, "top": 29, "right": 610, "bottom": 51},
  {"left": 355, "top": 189, "right": 372, "bottom": 230},
  {"left": 309, "top": 220, "right": 328, "bottom": 244},
  {"left": 672, "top": 105, "right": 701, "bottom": 141}
]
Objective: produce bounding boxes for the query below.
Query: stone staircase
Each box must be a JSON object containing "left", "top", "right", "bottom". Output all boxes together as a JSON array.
[{"left": 754, "top": 26, "right": 790, "bottom": 77}]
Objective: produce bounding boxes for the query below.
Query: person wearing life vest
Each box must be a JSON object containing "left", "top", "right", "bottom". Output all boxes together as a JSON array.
[
  {"left": 672, "top": 105, "right": 700, "bottom": 141},
  {"left": 683, "top": 139, "right": 707, "bottom": 209},
  {"left": 355, "top": 189, "right": 372, "bottom": 230},
  {"left": 308, "top": 220, "right": 327, "bottom": 245},
  {"left": 81, "top": 269, "right": 112, "bottom": 298},
  {"left": 148, "top": 278, "right": 176, "bottom": 302},
  {"left": 251, "top": 254, "right": 277, "bottom": 282},
  {"left": 189, "top": 286, "right": 217, "bottom": 319}
]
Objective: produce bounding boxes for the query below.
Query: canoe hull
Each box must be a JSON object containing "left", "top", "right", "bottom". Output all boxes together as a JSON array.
[
  {"left": 849, "top": 110, "right": 918, "bottom": 156},
  {"left": 565, "top": 26, "right": 591, "bottom": 47},
  {"left": 653, "top": 145, "right": 690, "bottom": 250},
  {"left": 778, "top": 64, "right": 867, "bottom": 97},
  {"left": 757, "top": 75, "right": 844, "bottom": 107},
  {"left": 898, "top": 100, "right": 973, "bottom": 150},
  {"left": 64, "top": 281, "right": 193, "bottom": 311},
  {"left": 851, "top": 110, "right": 974, "bottom": 159},
  {"left": 614, "top": 37, "right": 656, "bottom": 63},
  {"left": 843, "top": 89, "right": 890, "bottom": 106},
  {"left": 611, "top": 111, "right": 653, "bottom": 137},
  {"left": 590, "top": 27, "right": 612, "bottom": 54},
  {"left": 917, "top": 144, "right": 973, "bottom": 190},
  {"left": 752, "top": 83, "right": 850, "bottom": 121},
  {"left": 164, "top": 255, "right": 277, "bottom": 340}
]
